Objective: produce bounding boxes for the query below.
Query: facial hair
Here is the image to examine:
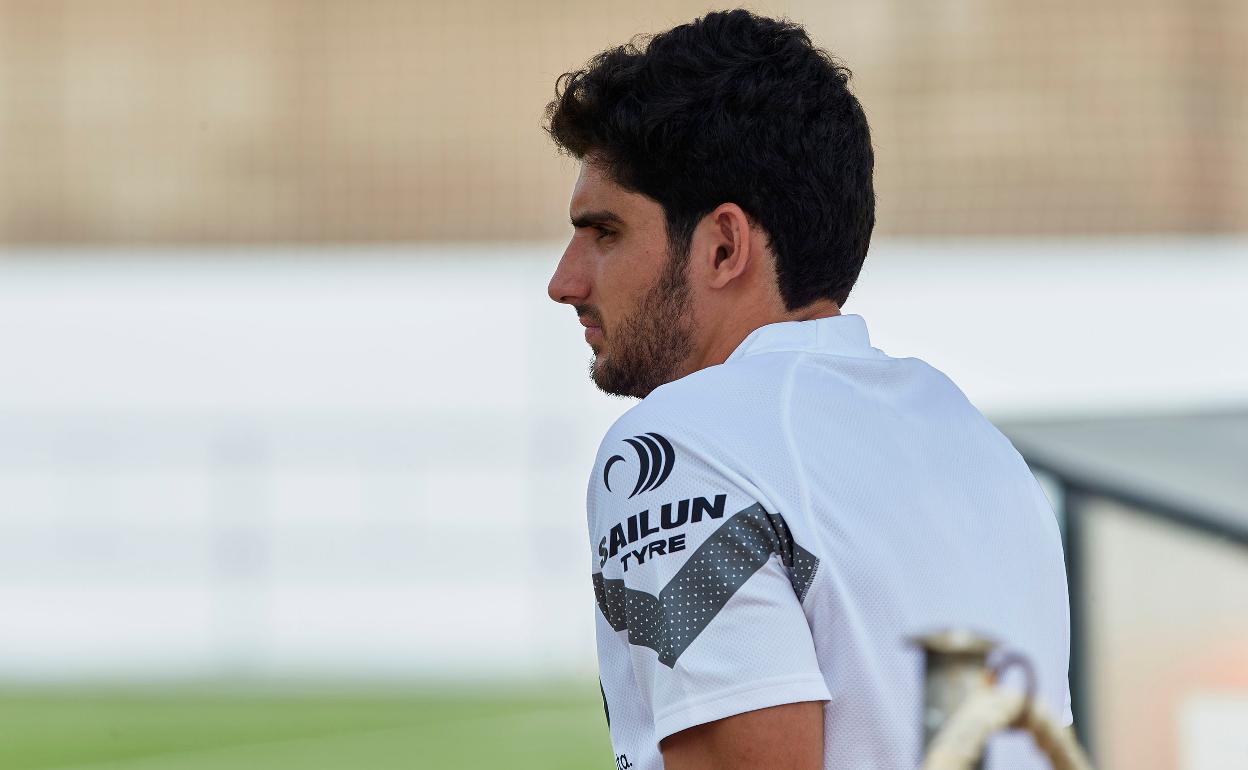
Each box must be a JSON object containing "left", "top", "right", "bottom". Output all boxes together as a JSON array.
[{"left": 588, "top": 248, "right": 695, "bottom": 399}]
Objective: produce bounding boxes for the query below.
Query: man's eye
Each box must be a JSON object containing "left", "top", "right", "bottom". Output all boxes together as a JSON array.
[{"left": 595, "top": 227, "right": 615, "bottom": 241}]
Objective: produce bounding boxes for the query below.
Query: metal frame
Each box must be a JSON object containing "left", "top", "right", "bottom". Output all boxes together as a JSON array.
[{"left": 1019, "top": 447, "right": 1248, "bottom": 764}]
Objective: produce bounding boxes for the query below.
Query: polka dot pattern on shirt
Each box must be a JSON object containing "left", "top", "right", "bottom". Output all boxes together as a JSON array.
[{"left": 592, "top": 502, "right": 820, "bottom": 667}]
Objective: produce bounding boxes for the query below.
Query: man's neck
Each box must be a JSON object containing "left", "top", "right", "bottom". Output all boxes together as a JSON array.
[
  {"left": 784, "top": 299, "right": 842, "bottom": 323},
  {"left": 684, "top": 299, "right": 843, "bottom": 376}
]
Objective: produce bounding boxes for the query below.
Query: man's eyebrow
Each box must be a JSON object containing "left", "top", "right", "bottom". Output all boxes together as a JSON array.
[{"left": 570, "top": 210, "right": 623, "bottom": 229}]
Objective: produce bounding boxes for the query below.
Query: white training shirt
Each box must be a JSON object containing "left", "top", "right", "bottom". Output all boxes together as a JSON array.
[{"left": 588, "top": 314, "right": 1071, "bottom": 770}]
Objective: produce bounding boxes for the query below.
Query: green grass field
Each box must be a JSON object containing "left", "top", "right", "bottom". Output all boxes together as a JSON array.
[{"left": 0, "top": 685, "right": 612, "bottom": 770}]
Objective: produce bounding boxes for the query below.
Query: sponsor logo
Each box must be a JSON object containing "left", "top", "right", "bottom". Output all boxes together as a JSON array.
[
  {"left": 603, "top": 432, "right": 676, "bottom": 498},
  {"left": 598, "top": 494, "right": 726, "bottom": 568},
  {"left": 593, "top": 502, "right": 820, "bottom": 667}
]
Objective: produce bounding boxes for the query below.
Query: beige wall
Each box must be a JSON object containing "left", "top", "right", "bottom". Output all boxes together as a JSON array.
[
  {"left": 1085, "top": 500, "right": 1248, "bottom": 770},
  {"left": 0, "top": 0, "right": 1245, "bottom": 243}
]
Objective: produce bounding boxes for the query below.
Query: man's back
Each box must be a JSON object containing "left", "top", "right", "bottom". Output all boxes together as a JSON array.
[{"left": 589, "top": 314, "right": 1070, "bottom": 769}]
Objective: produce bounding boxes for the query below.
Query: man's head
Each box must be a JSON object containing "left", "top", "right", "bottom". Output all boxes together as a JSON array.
[{"left": 545, "top": 10, "right": 875, "bottom": 398}]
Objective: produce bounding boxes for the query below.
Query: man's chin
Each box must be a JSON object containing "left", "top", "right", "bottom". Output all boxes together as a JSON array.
[
  {"left": 588, "top": 353, "right": 608, "bottom": 387},
  {"left": 589, "top": 355, "right": 626, "bottom": 398}
]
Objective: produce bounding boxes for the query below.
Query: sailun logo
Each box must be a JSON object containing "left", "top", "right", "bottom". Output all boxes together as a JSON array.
[{"left": 603, "top": 432, "right": 676, "bottom": 499}]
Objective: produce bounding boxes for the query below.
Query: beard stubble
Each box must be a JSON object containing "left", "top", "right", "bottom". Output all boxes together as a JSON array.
[{"left": 588, "top": 248, "right": 695, "bottom": 399}]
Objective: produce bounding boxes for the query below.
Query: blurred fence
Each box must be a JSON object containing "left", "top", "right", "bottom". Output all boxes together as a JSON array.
[
  {"left": 0, "top": 411, "right": 600, "bottom": 681},
  {"left": 1, "top": 0, "right": 1245, "bottom": 244},
  {"left": 0, "top": 246, "right": 620, "bottom": 683}
]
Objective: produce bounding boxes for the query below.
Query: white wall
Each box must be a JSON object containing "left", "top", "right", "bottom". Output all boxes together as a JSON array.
[{"left": 0, "top": 238, "right": 1244, "bottom": 682}]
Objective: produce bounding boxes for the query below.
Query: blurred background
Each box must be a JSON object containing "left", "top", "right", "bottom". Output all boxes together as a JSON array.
[{"left": 0, "top": 1, "right": 1245, "bottom": 769}]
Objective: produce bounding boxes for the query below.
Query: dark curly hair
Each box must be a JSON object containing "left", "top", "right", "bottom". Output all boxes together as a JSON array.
[{"left": 544, "top": 9, "right": 875, "bottom": 309}]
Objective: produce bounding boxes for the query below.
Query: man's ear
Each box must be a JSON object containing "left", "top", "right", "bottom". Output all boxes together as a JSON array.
[{"left": 694, "top": 203, "right": 753, "bottom": 290}]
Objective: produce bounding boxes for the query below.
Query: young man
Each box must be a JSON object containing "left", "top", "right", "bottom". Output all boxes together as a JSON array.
[{"left": 544, "top": 10, "right": 1071, "bottom": 769}]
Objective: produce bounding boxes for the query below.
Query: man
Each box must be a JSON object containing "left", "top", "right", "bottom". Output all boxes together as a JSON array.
[{"left": 544, "top": 10, "right": 1071, "bottom": 769}]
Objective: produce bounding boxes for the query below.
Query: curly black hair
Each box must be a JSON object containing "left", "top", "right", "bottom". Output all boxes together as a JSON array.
[{"left": 544, "top": 9, "right": 875, "bottom": 309}]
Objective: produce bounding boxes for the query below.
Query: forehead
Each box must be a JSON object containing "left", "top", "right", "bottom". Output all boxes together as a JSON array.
[{"left": 569, "top": 160, "right": 659, "bottom": 222}]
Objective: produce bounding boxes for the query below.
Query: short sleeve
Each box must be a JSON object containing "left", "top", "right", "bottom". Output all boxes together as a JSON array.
[{"left": 589, "top": 411, "right": 831, "bottom": 745}]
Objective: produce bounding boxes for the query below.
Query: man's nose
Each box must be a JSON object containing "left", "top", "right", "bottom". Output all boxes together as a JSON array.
[{"left": 547, "top": 243, "right": 589, "bottom": 305}]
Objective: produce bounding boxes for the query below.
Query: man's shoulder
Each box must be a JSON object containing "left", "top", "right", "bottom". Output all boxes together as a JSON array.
[
  {"left": 603, "top": 341, "right": 927, "bottom": 438},
  {"left": 600, "top": 355, "right": 790, "bottom": 446}
]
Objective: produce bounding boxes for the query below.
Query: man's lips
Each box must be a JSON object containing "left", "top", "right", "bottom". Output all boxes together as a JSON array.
[{"left": 579, "top": 316, "right": 603, "bottom": 344}]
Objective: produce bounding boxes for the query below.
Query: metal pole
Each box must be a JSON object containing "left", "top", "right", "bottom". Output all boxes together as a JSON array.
[{"left": 1062, "top": 486, "right": 1093, "bottom": 760}]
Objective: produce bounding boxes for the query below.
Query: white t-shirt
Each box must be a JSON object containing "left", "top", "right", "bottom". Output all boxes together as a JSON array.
[{"left": 588, "top": 314, "right": 1071, "bottom": 770}]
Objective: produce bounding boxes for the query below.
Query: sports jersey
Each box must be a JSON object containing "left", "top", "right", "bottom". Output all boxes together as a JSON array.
[{"left": 587, "top": 313, "right": 1071, "bottom": 770}]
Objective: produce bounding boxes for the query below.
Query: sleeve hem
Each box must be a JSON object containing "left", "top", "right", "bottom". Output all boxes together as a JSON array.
[{"left": 651, "top": 673, "right": 832, "bottom": 745}]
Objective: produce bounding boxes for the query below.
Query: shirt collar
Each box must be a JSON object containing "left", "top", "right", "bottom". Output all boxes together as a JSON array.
[{"left": 724, "top": 314, "right": 882, "bottom": 363}]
